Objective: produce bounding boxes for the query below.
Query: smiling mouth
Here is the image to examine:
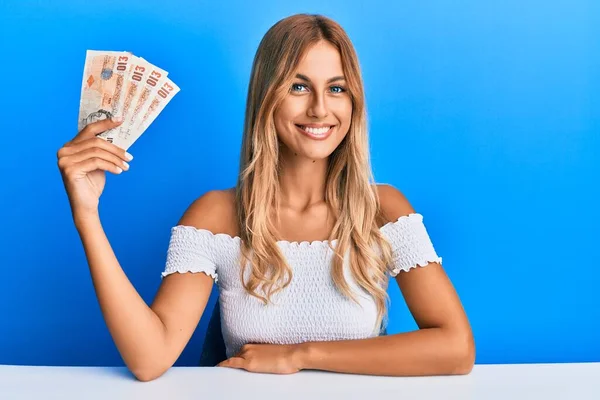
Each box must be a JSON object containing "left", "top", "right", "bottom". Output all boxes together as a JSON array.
[{"left": 295, "top": 124, "right": 335, "bottom": 140}]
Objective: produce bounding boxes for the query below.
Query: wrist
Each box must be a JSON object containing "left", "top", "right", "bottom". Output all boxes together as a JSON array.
[
  {"left": 73, "top": 210, "right": 101, "bottom": 230},
  {"left": 294, "top": 342, "right": 315, "bottom": 371}
]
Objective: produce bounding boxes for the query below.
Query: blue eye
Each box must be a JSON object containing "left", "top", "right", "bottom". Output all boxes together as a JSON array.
[
  {"left": 330, "top": 85, "right": 346, "bottom": 94},
  {"left": 291, "top": 83, "right": 307, "bottom": 92}
]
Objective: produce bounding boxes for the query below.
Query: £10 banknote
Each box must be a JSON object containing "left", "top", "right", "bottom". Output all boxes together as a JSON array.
[{"left": 78, "top": 50, "right": 180, "bottom": 151}]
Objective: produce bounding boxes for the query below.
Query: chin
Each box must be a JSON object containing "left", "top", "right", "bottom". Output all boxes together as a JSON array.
[{"left": 297, "top": 148, "right": 336, "bottom": 160}]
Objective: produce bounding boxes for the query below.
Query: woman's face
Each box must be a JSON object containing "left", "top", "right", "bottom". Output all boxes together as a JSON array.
[{"left": 274, "top": 40, "right": 352, "bottom": 161}]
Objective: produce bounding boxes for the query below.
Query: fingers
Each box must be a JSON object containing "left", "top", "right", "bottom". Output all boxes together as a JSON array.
[
  {"left": 72, "top": 117, "right": 124, "bottom": 144},
  {"left": 60, "top": 147, "right": 130, "bottom": 173},
  {"left": 58, "top": 136, "right": 133, "bottom": 164},
  {"left": 56, "top": 117, "right": 133, "bottom": 189},
  {"left": 57, "top": 136, "right": 133, "bottom": 178},
  {"left": 69, "top": 156, "right": 125, "bottom": 176},
  {"left": 217, "top": 357, "right": 244, "bottom": 369}
]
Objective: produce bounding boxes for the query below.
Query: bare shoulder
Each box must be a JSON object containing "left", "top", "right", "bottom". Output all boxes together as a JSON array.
[
  {"left": 177, "top": 187, "right": 238, "bottom": 237},
  {"left": 375, "top": 183, "right": 416, "bottom": 223}
]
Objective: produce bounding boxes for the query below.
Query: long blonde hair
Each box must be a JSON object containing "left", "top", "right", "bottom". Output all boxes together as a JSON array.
[{"left": 234, "top": 13, "right": 395, "bottom": 334}]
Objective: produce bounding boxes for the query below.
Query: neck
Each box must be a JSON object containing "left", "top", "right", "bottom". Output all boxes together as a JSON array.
[{"left": 277, "top": 152, "right": 329, "bottom": 212}]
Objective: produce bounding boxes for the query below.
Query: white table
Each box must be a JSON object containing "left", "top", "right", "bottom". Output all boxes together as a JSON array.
[{"left": 1, "top": 363, "right": 599, "bottom": 399}]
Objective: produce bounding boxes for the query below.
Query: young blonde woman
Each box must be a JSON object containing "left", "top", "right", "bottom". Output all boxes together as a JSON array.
[{"left": 57, "top": 13, "right": 475, "bottom": 381}]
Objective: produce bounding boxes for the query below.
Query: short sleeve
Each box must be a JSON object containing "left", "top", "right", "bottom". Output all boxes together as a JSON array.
[
  {"left": 161, "top": 225, "right": 219, "bottom": 282},
  {"left": 382, "top": 213, "right": 443, "bottom": 276}
]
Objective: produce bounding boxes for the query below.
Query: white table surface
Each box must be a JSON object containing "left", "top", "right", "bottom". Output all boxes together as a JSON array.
[{"left": 1, "top": 363, "right": 599, "bottom": 400}]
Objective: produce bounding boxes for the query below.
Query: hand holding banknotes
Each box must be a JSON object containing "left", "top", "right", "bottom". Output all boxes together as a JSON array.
[
  {"left": 57, "top": 118, "right": 133, "bottom": 218},
  {"left": 57, "top": 50, "right": 179, "bottom": 221}
]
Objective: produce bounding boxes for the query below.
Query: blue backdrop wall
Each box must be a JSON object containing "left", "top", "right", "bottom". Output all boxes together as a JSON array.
[{"left": 0, "top": 0, "right": 598, "bottom": 367}]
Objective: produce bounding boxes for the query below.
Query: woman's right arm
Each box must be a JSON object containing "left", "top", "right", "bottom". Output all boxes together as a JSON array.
[
  {"left": 74, "top": 198, "right": 217, "bottom": 382},
  {"left": 57, "top": 119, "right": 222, "bottom": 381}
]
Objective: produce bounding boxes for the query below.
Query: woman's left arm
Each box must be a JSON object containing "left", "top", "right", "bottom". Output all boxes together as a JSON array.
[
  {"left": 296, "top": 261, "right": 475, "bottom": 376},
  {"left": 296, "top": 185, "right": 475, "bottom": 376}
]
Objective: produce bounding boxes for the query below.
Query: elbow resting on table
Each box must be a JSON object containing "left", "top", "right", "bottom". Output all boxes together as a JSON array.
[
  {"left": 453, "top": 332, "right": 476, "bottom": 375},
  {"left": 126, "top": 342, "right": 174, "bottom": 381},
  {"left": 131, "top": 365, "right": 168, "bottom": 382},
  {"left": 129, "top": 358, "right": 172, "bottom": 382},
  {"left": 454, "top": 353, "right": 475, "bottom": 375}
]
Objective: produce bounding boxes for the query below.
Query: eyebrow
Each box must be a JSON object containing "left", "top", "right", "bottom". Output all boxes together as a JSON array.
[{"left": 295, "top": 73, "right": 346, "bottom": 84}]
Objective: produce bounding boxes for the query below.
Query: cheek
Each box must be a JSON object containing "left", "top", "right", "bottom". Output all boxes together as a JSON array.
[
  {"left": 277, "top": 98, "right": 304, "bottom": 119},
  {"left": 274, "top": 104, "right": 297, "bottom": 138},
  {"left": 333, "top": 100, "right": 352, "bottom": 125},
  {"left": 274, "top": 106, "right": 289, "bottom": 130}
]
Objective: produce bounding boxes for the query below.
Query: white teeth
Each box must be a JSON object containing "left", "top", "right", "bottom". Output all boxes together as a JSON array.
[{"left": 300, "top": 125, "right": 331, "bottom": 135}]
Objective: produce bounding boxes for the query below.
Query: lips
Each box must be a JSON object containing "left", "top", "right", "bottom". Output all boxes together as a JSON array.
[{"left": 295, "top": 124, "right": 335, "bottom": 140}]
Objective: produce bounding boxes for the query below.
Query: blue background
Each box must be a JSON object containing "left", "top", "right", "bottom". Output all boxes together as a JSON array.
[{"left": 0, "top": 0, "right": 598, "bottom": 367}]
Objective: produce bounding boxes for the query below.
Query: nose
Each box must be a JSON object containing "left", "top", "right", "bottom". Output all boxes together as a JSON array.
[{"left": 307, "top": 92, "right": 329, "bottom": 119}]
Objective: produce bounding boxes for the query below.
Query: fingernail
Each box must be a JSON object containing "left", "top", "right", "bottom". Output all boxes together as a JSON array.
[
  {"left": 112, "top": 117, "right": 123, "bottom": 123},
  {"left": 125, "top": 152, "right": 133, "bottom": 161}
]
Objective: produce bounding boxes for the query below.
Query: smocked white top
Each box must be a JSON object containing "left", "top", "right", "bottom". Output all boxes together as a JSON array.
[{"left": 161, "top": 213, "right": 442, "bottom": 358}]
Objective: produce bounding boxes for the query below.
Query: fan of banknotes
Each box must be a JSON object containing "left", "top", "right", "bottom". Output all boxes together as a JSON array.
[{"left": 78, "top": 50, "right": 180, "bottom": 151}]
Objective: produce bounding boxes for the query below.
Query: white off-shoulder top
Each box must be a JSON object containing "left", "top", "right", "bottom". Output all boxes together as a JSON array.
[{"left": 161, "top": 213, "right": 442, "bottom": 358}]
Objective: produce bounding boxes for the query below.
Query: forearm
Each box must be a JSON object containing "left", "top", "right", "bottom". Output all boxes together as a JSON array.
[
  {"left": 298, "top": 327, "right": 474, "bottom": 377},
  {"left": 74, "top": 213, "right": 168, "bottom": 377}
]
